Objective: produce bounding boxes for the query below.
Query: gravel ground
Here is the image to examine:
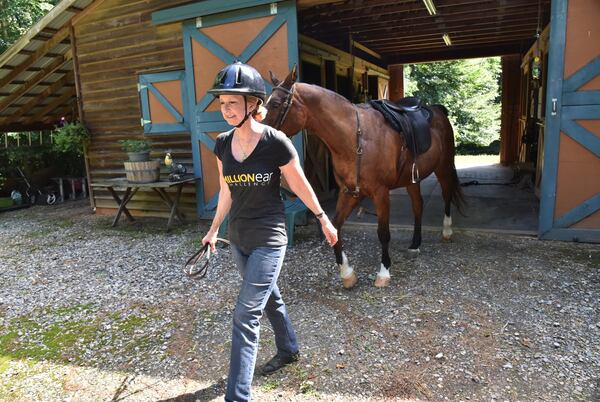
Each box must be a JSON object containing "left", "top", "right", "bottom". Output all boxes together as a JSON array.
[{"left": 0, "top": 200, "right": 599, "bottom": 402}]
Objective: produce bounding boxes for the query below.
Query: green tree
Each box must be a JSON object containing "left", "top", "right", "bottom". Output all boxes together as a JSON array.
[
  {"left": 0, "top": 0, "right": 58, "bottom": 54},
  {"left": 405, "top": 58, "right": 501, "bottom": 148}
]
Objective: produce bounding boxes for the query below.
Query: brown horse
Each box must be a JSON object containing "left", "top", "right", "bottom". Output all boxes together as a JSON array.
[{"left": 264, "top": 66, "right": 464, "bottom": 288}]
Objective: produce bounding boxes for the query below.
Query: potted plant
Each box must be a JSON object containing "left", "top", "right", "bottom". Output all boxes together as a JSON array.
[
  {"left": 118, "top": 139, "right": 159, "bottom": 183},
  {"left": 118, "top": 139, "right": 152, "bottom": 162}
]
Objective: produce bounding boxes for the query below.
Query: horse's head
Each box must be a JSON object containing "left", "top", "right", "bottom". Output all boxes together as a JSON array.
[{"left": 263, "top": 65, "right": 306, "bottom": 136}]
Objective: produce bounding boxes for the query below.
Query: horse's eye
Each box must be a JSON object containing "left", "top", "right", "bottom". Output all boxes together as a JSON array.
[{"left": 270, "top": 102, "right": 281, "bottom": 108}]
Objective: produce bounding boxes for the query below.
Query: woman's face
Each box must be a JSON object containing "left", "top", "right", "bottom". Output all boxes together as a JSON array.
[{"left": 220, "top": 94, "right": 256, "bottom": 126}]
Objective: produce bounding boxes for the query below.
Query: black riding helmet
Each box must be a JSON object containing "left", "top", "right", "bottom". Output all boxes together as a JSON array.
[
  {"left": 207, "top": 62, "right": 266, "bottom": 101},
  {"left": 208, "top": 62, "right": 266, "bottom": 128}
]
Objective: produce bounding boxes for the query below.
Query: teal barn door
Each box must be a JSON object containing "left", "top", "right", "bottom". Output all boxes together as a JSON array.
[
  {"left": 540, "top": 0, "right": 600, "bottom": 242},
  {"left": 154, "top": 0, "right": 302, "bottom": 218}
]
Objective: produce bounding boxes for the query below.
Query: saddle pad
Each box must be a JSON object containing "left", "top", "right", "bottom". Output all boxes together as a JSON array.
[{"left": 369, "top": 99, "right": 432, "bottom": 157}]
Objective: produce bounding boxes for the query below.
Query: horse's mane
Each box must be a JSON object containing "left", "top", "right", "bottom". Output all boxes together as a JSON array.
[{"left": 299, "top": 82, "right": 355, "bottom": 106}]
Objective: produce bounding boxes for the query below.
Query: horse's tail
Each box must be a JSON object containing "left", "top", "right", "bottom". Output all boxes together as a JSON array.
[
  {"left": 450, "top": 163, "right": 467, "bottom": 216},
  {"left": 433, "top": 103, "right": 466, "bottom": 216}
]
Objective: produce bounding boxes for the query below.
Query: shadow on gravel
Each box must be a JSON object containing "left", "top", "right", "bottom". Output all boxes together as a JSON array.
[{"left": 157, "top": 379, "right": 226, "bottom": 402}]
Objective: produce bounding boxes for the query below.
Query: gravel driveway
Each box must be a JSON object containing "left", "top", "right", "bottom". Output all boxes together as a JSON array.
[{"left": 1, "top": 200, "right": 598, "bottom": 401}]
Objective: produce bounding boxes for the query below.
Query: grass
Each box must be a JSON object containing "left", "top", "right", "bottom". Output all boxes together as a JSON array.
[
  {"left": 0, "top": 303, "right": 166, "bottom": 379},
  {"left": 261, "top": 377, "right": 281, "bottom": 391},
  {"left": 455, "top": 154, "right": 500, "bottom": 169}
]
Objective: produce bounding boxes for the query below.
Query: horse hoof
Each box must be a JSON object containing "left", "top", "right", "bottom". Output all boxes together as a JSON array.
[
  {"left": 342, "top": 272, "right": 358, "bottom": 289},
  {"left": 374, "top": 275, "right": 390, "bottom": 288},
  {"left": 442, "top": 235, "right": 452, "bottom": 242},
  {"left": 406, "top": 248, "right": 420, "bottom": 258}
]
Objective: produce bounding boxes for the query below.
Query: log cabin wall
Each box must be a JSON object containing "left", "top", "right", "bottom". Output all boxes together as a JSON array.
[{"left": 75, "top": 0, "right": 195, "bottom": 218}]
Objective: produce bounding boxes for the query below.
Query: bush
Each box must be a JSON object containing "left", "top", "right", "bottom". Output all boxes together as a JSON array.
[
  {"left": 456, "top": 140, "right": 501, "bottom": 155},
  {"left": 52, "top": 121, "right": 89, "bottom": 156}
]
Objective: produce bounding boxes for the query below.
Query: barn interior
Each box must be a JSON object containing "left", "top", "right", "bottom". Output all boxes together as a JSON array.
[{"left": 294, "top": 0, "right": 551, "bottom": 234}]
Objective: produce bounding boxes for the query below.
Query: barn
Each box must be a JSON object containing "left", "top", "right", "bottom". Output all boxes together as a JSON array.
[{"left": 0, "top": 0, "right": 598, "bottom": 242}]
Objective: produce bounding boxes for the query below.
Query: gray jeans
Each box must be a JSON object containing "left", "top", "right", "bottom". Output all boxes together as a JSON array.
[{"left": 225, "top": 244, "right": 298, "bottom": 402}]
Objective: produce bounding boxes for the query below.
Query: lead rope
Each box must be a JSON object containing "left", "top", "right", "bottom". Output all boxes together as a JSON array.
[
  {"left": 344, "top": 107, "right": 362, "bottom": 198},
  {"left": 184, "top": 237, "right": 230, "bottom": 279}
]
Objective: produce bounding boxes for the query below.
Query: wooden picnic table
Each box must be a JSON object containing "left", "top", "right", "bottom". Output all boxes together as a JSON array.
[{"left": 90, "top": 176, "right": 197, "bottom": 230}]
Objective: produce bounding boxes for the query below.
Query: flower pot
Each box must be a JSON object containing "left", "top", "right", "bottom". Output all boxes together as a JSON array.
[{"left": 127, "top": 151, "right": 150, "bottom": 162}]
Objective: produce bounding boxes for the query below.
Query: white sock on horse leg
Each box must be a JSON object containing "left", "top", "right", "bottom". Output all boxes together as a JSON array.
[
  {"left": 443, "top": 214, "right": 453, "bottom": 238},
  {"left": 377, "top": 264, "right": 390, "bottom": 279},
  {"left": 338, "top": 251, "right": 354, "bottom": 278}
]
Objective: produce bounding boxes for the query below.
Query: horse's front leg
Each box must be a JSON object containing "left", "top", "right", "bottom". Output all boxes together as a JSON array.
[
  {"left": 332, "top": 191, "right": 362, "bottom": 289},
  {"left": 373, "top": 188, "right": 392, "bottom": 287},
  {"left": 406, "top": 182, "right": 423, "bottom": 256}
]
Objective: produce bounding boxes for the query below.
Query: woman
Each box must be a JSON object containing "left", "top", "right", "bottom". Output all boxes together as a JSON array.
[{"left": 202, "top": 62, "right": 338, "bottom": 402}]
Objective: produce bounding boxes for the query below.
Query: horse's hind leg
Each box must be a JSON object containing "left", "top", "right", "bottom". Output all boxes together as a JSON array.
[
  {"left": 332, "top": 192, "right": 362, "bottom": 289},
  {"left": 373, "top": 188, "right": 392, "bottom": 287},
  {"left": 406, "top": 183, "right": 423, "bottom": 256}
]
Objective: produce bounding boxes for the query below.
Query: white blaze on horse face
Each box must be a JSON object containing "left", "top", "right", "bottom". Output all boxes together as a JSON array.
[
  {"left": 338, "top": 251, "right": 354, "bottom": 279},
  {"left": 443, "top": 215, "right": 453, "bottom": 239}
]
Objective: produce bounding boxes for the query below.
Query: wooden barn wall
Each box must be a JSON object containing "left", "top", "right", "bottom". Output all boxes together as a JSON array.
[
  {"left": 500, "top": 54, "right": 521, "bottom": 166},
  {"left": 75, "top": 0, "right": 194, "bottom": 218},
  {"left": 555, "top": 0, "right": 600, "bottom": 228}
]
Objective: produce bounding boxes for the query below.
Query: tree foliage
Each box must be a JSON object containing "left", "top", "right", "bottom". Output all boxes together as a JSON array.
[
  {"left": 405, "top": 58, "right": 501, "bottom": 147},
  {"left": 0, "top": 0, "right": 59, "bottom": 55}
]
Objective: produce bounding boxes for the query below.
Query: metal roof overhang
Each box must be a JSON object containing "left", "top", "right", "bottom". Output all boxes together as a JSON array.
[{"left": 0, "top": 0, "right": 94, "bottom": 133}]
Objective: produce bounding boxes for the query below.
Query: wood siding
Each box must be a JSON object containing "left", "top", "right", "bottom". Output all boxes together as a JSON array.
[{"left": 75, "top": 0, "right": 196, "bottom": 219}]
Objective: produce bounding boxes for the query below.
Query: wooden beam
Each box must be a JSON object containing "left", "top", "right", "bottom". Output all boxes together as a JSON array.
[
  {"left": 0, "top": 55, "right": 71, "bottom": 114},
  {"left": 0, "top": 25, "right": 70, "bottom": 88},
  {"left": 304, "top": 14, "right": 542, "bottom": 38},
  {"left": 27, "top": 89, "right": 75, "bottom": 122},
  {"left": 4, "top": 74, "right": 73, "bottom": 124},
  {"left": 70, "top": 24, "right": 85, "bottom": 122},
  {"left": 297, "top": 0, "right": 346, "bottom": 9},
  {"left": 384, "top": 44, "right": 524, "bottom": 64},
  {"left": 301, "top": 5, "right": 547, "bottom": 36},
  {"left": 367, "top": 28, "right": 538, "bottom": 48},
  {"left": 0, "top": 122, "right": 56, "bottom": 133}
]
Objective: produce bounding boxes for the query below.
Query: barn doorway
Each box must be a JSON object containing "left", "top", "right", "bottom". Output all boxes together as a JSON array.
[{"left": 295, "top": 0, "right": 550, "bottom": 234}]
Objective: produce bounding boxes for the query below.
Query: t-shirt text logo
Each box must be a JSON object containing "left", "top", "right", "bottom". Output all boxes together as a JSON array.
[{"left": 224, "top": 172, "right": 273, "bottom": 186}]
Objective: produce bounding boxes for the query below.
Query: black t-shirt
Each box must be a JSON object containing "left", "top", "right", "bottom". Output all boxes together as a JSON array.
[{"left": 214, "top": 126, "right": 297, "bottom": 250}]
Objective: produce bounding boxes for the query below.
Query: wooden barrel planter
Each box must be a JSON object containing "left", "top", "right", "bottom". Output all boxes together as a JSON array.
[{"left": 124, "top": 160, "right": 160, "bottom": 183}]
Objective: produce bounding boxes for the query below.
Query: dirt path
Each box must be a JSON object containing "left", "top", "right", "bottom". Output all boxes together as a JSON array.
[{"left": 0, "top": 200, "right": 598, "bottom": 401}]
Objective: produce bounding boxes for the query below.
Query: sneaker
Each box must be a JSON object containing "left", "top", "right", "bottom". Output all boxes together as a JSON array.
[{"left": 259, "top": 351, "right": 300, "bottom": 375}]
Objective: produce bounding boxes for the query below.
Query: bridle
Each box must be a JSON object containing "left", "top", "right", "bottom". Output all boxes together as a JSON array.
[
  {"left": 184, "top": 238, "right": 230, "bottom": 279},
  {"left": 269, "top": 84, "right": 295, "bottom": 130}
]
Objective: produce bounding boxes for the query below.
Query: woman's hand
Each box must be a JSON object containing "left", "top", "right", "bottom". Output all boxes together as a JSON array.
[
  {"left": 202, "top": 229, "right": 218, "bottom": 252},
  {"left": 318, "top": 214, "right": 338, "bottom": 246}
]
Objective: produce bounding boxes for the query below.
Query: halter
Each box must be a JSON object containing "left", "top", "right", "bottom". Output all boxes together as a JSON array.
[{"left": 270, "top": 84, "right": 295, "bottom": 130}]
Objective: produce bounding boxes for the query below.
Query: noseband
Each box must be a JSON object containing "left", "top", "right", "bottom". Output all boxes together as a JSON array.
[{"left": 270, "top": 84, "right": 294, "bottom": 130}]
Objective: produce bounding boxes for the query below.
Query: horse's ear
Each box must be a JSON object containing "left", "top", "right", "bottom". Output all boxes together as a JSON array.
[
  {"left": 269, "top": 71, "right": 280, "bottom": 86},
  {"left": 282, "top": 64, "right": 298, "bottom": 87},
  {"left": 290, "top": 64, "right": 298, "bottom": 82}
]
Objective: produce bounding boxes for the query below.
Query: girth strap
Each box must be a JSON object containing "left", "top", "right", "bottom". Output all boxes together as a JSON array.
[{"left": 344, "top": 108, "right": 362, "bottom": 198}]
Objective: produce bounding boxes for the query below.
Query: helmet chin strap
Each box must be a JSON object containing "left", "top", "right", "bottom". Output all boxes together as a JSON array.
[{"left": 235, "top": 97, "right": 252, "bottom": 128}]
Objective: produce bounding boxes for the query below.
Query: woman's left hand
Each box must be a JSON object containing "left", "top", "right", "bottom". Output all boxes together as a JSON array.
[{"left": 319, "top": 214, "right": 338, "bottom": 246}]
